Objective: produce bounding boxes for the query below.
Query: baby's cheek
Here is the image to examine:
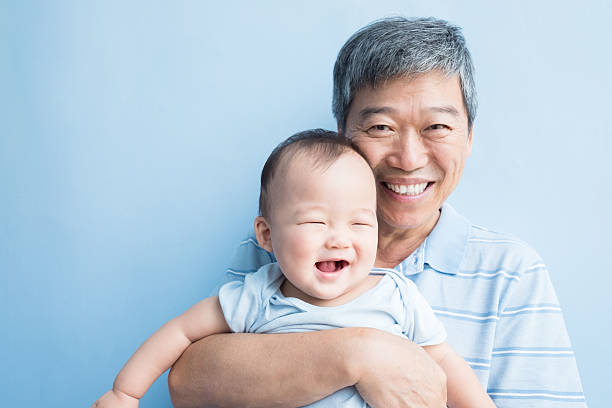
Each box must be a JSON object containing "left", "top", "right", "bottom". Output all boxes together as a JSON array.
[
  {"left": 358, "top": 234, "right": 378, "bottom": 260},
  {"left": 287, "top": 234, "right": 317, "bottom": 258}
]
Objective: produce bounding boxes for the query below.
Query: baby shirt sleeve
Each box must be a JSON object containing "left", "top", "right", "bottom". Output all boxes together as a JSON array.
[
  {"left": 400, "top": 278, "right": 447, "bottom": 346},
  {"left": 218, "top": 267, "right": 265, "bottom": 333}
]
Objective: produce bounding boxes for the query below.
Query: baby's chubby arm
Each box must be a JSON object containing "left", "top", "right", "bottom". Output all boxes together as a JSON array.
[
  {"left": 424, "top": 342, "right": 496, "bottom": 408},
  {"left": 92, "top": 296, "right": 230, "bottom": 408}
]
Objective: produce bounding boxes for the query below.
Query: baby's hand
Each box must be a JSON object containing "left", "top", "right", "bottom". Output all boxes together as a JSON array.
[{"left": 92, "top": 389, "right": 139, "bottom": 408}]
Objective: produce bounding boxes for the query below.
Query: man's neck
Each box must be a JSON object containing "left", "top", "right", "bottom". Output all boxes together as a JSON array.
[{"left": 374, "top": 209, "right": 441, "bottom": 268}]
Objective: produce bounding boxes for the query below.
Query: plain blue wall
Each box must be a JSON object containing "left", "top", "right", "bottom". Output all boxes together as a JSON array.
[{"left": 2, "top": 1, "right": 610, "bottom": 406}]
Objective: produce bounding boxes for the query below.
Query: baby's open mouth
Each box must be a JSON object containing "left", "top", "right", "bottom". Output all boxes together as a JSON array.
[{"left": 315, "top": 260, "right": 349, "bottom": 273}]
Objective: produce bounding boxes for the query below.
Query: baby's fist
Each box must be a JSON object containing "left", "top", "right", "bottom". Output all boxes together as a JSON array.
[{"left": 92, "top": 389, "right": 139, "bottom": 408}]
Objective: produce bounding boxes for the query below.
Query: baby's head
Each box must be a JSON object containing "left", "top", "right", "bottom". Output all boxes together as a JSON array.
[{"left": 254, "top": 129, "right": 378, "bottom": 304}]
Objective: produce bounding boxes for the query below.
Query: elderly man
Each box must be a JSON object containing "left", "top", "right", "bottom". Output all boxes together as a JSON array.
[{"left": 169, "top": 17, "right": 585, "bottom": 407}]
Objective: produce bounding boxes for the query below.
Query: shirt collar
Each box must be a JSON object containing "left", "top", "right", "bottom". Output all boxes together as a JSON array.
[
  {"left": 400, "top": 203, "right": 471, "bottom": 276},
  {"left": 424, "top": 203, "right": 471, "bottom": 275}
]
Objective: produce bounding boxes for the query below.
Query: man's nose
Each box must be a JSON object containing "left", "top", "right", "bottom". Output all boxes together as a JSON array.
[{"left": 390, "top": 130, "right": 429, "bottom": 171}]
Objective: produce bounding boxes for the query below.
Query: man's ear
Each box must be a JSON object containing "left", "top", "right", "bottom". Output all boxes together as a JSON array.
[
  {"left": 466, "top": 126, "right": 474, "bottom": 157},
  {"left": 254, "top": 216, "right": 273, "bottom": 253},
  {"left": 337, "top": 124, "right": 344, "bottom": 137}
]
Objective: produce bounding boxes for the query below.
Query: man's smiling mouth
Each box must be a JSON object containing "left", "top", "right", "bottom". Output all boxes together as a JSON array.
[{"left": 383, "top": 182, "right": 430, "bottom": 196}]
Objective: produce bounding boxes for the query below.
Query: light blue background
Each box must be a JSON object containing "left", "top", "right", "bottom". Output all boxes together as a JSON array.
[{"left": 1, "top": 1, "right": 610, "bottom": 406}]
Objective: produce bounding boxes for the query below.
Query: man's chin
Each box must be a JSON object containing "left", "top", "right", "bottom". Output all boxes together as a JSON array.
[{"left": 378, "top": 205, "right": 441, "bottom": 233}]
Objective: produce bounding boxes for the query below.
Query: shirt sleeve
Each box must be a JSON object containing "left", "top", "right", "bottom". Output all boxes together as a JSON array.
[
  {"left": 400, "top": 277, "right": 447, "bottom": 346},
  {"left": 487, "top": 261, "right": 586, "bottom": 407},
  {"left": 218, "top": 270, "right": 264, "bottom": 333},
  {"left": 225, "top": 232, "right": 275, "bottom": 283}
]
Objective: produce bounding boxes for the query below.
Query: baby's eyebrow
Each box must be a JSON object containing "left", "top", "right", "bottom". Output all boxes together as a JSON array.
[
  {"left": 292, "top": 205, "right": 326, "bottom": 217},
  {"left": 352, "top": 208, "right": 377, "bottom": 218}
]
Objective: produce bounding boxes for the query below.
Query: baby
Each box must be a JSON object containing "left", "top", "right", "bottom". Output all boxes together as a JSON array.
[{"left": 93, "top": 129, "right": 494, "bottom": 407}]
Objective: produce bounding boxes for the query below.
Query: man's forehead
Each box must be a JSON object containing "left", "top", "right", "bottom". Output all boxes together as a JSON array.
[
  {"left": 358, "top": 72, "right": 461, "bottom": 99},
  {"left": 347, "top": 73, "right": 466, "bottom": 119}
]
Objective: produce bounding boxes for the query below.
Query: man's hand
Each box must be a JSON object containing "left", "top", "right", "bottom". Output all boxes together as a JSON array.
[{"left": 351, "top": 328, "right": 447, "bottom": 408}]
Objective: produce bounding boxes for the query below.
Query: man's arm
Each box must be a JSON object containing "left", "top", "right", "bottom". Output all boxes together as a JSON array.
[{"left": 168, "top": 327, "right": 447, "bottom": 408}]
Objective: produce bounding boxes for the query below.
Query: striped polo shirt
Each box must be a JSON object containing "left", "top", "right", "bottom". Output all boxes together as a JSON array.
[{"left": 225, "top": 203, "right": 586, "bottom": 407}]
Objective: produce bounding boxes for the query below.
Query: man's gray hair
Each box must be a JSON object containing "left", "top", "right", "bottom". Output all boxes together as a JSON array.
[{"left": 332, "top": 16, "right": 477, "bottom": 130}]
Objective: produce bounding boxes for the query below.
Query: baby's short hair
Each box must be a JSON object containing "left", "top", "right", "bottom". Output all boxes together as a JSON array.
[{"left": 259, "top": 129, "right": 369, "bottom": 218}]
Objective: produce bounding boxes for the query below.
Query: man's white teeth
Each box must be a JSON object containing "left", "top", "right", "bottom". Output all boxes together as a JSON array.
[{"left": 385, "top": 182, "right": 428, "bottom": 196}]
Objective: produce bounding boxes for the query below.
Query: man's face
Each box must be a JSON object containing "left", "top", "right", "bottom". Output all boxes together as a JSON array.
[
  {"left": 263, "top": 151, "right": 378, "bottom": 306},
  {"left": 342, "top": 72, "right": 473, "bottom": 233}
]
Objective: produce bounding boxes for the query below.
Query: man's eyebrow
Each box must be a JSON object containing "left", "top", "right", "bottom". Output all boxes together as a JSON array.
[
  {"left": 427, "top": 105, "right": 460, "bottom": 116},
  {"left": 358, "top": 106, "right": 397, "bottom": 119},
  {"left": 358, "top": 105, "right": 461, "bottom": 119}
]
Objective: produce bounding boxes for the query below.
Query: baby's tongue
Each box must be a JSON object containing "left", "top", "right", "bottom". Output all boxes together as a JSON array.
[{"left": 316, "top": 261, "right": 337, "bottom": 272}]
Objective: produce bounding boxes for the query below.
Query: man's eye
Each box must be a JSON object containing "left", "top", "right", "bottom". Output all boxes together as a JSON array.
[
  {"left": 426, "top": 124, "right": 449, "bottom": 131},
  {"left": 368, "top": 124, "right": 392, "bottom": 133}
]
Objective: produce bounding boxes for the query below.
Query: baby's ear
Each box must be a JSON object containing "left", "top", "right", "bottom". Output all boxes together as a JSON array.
[{"left": 254, "top": 216, "right": 273, "bottom": 253}]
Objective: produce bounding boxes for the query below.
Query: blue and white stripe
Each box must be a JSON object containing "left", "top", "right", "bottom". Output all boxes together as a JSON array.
[{"left": 489, "top": 389, "right": 586, "bottom": 403}]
